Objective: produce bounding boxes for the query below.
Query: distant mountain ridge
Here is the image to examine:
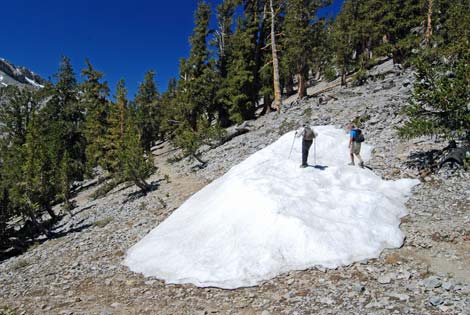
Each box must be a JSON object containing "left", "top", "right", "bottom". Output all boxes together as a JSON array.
[{"left": 0, "top": 57, "right": 45, "bottom": 88}]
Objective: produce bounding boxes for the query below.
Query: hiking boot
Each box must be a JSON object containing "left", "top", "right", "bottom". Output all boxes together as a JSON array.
[
  {"left": 348, "top": 162, "right": 355, "bottom": 166},
  {"left": 359, "top": 161, "right": 364, "bottom": 168},
  {"left": 300, "top": 164, "right": 308, "bottom": 168}
]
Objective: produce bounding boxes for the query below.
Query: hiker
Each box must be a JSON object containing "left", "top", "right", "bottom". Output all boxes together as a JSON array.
[
  {"left": 348, "top": 123, "right": 364, "bottom": 168},
  {"left": 296, "top": 123, "right": 317, "bottom": 168}
]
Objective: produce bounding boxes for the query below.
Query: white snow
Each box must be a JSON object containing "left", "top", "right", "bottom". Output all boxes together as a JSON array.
[
  {"left": 25, "top": 77, "right": 44, "bottom": 88},
  {"left": 124, "top": 125, "right": 419, "bottom": 289}
]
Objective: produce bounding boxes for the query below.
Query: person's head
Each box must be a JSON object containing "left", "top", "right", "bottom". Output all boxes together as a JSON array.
[
  {"left": 303, "top": 121, "right": 309, "bottom": 128},
  {"left": 347, "top": 123, "right": 355, "bottom": 131}
]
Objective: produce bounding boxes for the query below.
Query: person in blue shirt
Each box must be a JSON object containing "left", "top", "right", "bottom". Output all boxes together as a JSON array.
[{"left": 348, "top": 123, "right": 364, "bottom": 168}]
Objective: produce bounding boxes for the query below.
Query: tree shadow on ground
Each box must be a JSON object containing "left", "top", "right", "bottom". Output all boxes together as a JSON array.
[
  {"left": 122, "top": 180, "right": 160, "bottom": 204},
  {"left": 0, "top": 217, "right": 93, "bottom": 262},
  {"left": 406, "top": 142, "right": 469, "bottom": 173}
]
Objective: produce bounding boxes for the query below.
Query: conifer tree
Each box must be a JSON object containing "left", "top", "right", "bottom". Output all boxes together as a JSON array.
[
  {"left": 172, "top": 2, "right": 221, "bottom": 161},
  {"left": 60, "top": 150, "right": 74, "bottom": 212},
  {"left": 20, "top": 114, "right": 57, "bottom": 221},
  {"left": 284, "top": 0, "right": 331, "bottom": 98},
  {"left": 45, "top": 56, "right": 85, "bottom": 182},
  {"left": 104, "top": 79, "right": 128, "bottom": 173},
  {"left": 159, "top": 78, "right": 179, "bottom": 137},
  {"left": 80, "top": 59, "right": 110, "bottom": 173},
  {"left": 134, "top": 70, "right": 160, "bottom": 152},
  {"left": 224, "top": 11, "right": 259, "bottom": 122},
  {"left": 0, "top": 86, "right": 38, "bottom": 146},
  {"left": 398, "top": 50, "right": 470, "bottom": 141},
  {"left": 213, "top": 0, "right": 238, "bottom": 127},
  {"left": 118, "top": 114, "right": 156, "bottom": 193}
]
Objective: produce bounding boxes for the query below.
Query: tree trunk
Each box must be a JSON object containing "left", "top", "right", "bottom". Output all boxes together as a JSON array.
[
  {"left": 191, "top": 151, "right": 207, "bottom": 166},
  {"left": 134, "top": 178, "right": 151, "bottom": 193},
  {"left": 270, "top": 0, "right": 282, "bottom": 113},
  {"left": 425, "top": 0, "right": 433, "bottom": 46},
  {"left": 120, "top": 107, "right": 125, "bottom": 140},
  {"left": 260, "top": 95, "right": 273, "bottom": 116},
  {"left": 297, "top": 73, "right": 307, "bottom": 98},
  {"left": 341, "top": 64, "right": 347, "bottom": 86},
  {"left": 45, "top": 205, "right": 56, "bottom": 220}
]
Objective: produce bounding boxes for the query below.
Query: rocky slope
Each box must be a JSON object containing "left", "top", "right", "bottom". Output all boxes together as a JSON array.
[
  {"left": 0, "top": 61, "right": 469, "bottom": 315},
  {"left": 0, "top": 57, "right": 45, "bottom": 88}
]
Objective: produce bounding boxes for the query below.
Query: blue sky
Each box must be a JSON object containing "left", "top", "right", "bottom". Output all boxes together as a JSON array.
[{"left": 2, "top": 0, "right": 342, "bottom": 99}]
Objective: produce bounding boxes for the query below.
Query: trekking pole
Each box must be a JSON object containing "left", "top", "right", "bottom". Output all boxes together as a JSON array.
[{"left": 288, "top": 132, "right": 297, "bottom": 159}]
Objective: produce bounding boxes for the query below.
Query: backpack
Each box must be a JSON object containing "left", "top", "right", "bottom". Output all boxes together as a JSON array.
[
  {"left": 354, "top": 129, "right": 365, "bottom": 142},
  {"left": 303, "top": 126, "right": 315, "bottom": 140}
]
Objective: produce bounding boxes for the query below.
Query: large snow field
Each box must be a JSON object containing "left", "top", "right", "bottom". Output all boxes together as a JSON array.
[{"left": 124, "top": 125, "right": 419, "bottom": 289}]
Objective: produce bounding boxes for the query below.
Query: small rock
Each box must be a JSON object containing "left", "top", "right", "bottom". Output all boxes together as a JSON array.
[
  {"left": 442, "top": 281, "right": 454, "bottom": 291},
  {"left": 378, "top": 274, "right": 392, "bottom": 284},
  {"left": 429, "top": 296, "right": 444, "bottom": 306},
  {"left": 144, "top": 280, "right": 156, "bottom": 286},
  {"left": 353, "top": 284, "right": 365, "bottom": 293},
  {"left": 130, "top": 288, "right": 139, "bottom": 294},
  {"left": 423, "top": 276, "right": 442, "bottom": 289},
  {"left": 319, "top": 297, "right": 335, "bottom": 305}
]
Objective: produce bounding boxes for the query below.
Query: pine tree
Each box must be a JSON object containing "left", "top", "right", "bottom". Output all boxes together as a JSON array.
[
  {"left": 224, "top": 10, "right": 259, "bottom": 122},
  {"left": 159, "top": 78, "right": 178, "bottom": 137},
  {"left": 45, "top": 56, "right": 85, "bottom": 182},
  {"left": 134, "top": 70, "right": 160, "bottom": 152},
  {"left": 0, "top": 86, "right": 39, "bottom": 146},
  {"left": 80, "top": 59, "right": 110, "bottom": 173},
  {"left": 436, "top": 0, "right": 470, "bottom": 57},
  {"left": 118, "top": 114, "right": 156, "bottom": 193},
  {"left": 104, "top": 79, "right": 128, "bottom": 173},
  {"left": 60, "top": 150, "right": 74, "bottom": 212},
  {"left": 331, "top": 1, "right": 356, "bottom": 85},
  {"left": 284, "top": 0, "right": 331, "bottom": 98},
  {"left": 172, "top": 2, "right": 221, "bottom": 161},
  {"left": 398, "top": 50, "right": 470, "bottom": 141},
  {"left": 213, "top": 0, "right": 238, "bottom": 127},
  {"left": 20, "top": 114, "right": 58, "bottom": 221}
]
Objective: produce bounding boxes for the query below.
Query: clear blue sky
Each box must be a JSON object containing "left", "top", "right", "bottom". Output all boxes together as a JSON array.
[{"left": 2, "top": 0, "right": 343, "bottom": 99}]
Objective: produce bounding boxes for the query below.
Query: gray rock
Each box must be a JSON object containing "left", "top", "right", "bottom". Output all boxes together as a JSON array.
[
  {"left": 442, "top": 281, "right": 455, "bottom": 291},
  {"left": 353, "top": 283, "right": 365, "bottom": 293},
  {"left": 382, "top": 81, "right": 395, "bottom": 90},
  {"left": 423, "top": 276, "right": 442, "bottom": 289},
  {"left": 429, "top": 296, "right": 444, "bottom": 306},
  {"left": 377, "top": 274, "right": 393, "bottom": 284}
]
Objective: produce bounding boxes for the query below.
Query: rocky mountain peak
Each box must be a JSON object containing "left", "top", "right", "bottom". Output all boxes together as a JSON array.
[{"left": 0, "top": 57, "right": 45, "bottom": 88}]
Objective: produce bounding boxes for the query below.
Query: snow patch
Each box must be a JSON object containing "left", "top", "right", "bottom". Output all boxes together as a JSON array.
[
  {"left": 124, "top": 125, "right": 419, "bottom": 289},
  {"left": 25, "top": 77, "right": 44, "bottom": 88}
]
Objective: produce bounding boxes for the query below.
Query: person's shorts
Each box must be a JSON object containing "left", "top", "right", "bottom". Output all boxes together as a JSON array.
[{"left": 350, "top": 141, "right": 361, "bottom": 155}]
